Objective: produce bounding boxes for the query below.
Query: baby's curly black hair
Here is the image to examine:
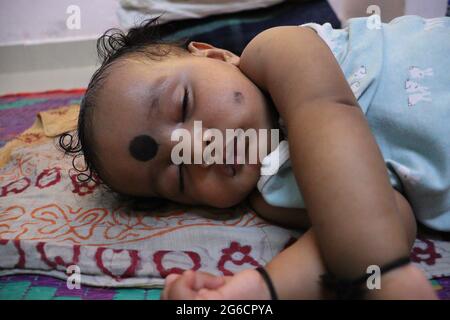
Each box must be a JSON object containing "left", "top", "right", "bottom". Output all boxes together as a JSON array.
[{"left": 59, "top": 16, "right": 189, "bottom": 210}]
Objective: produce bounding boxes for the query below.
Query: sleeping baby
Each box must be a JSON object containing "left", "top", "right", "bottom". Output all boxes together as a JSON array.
[{"left": 60, "top": 14, "right": 450, "bottom": 299}]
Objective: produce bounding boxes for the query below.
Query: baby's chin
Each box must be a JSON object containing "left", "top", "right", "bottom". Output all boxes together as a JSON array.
[
  {"left": 205, "top": 186, "right": 256, "bottom": 209},
  {"left": 207, "top": 197, "right": 246, "bottom": 209},
  {"left": 212, "top": 166, "right": 260, "bottom": 208},
  {"left": 195, "top": 164, "right": 261, "bottom": 208}
]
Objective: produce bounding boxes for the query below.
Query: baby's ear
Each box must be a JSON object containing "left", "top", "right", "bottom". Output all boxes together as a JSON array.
[{"left": 187, "top": 41, "right": 240, "bottom": 66}]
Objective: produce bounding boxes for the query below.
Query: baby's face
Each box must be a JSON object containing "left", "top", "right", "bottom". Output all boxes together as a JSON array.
[{"left": 93, "top": 46, "right": 276, "bottom": 208}]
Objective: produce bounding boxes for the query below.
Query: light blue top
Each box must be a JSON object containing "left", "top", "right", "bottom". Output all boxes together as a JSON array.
[{"left": 258, "top": 15, "right": 450, "bottom": 231}]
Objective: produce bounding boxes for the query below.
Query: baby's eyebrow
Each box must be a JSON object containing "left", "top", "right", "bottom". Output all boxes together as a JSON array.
[
  {"left": 147, "top": 75, "right": 168, "bottom": 118},
  {"left": 150, "top": 95, "right": 160, "bottom": 114}
]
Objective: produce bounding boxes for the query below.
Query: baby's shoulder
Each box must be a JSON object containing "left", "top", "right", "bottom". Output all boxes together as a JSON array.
[
  {"left": 239, "top": 26, "right": 321, "bottom": 90},
  {"left": 240, "top": 25, "right": 358, "bottom": 115}
]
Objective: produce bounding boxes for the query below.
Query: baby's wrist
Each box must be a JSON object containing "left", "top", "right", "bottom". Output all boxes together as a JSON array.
[
  {"left": 364, "top": 263, "right": 437, "bottom": 300},
  {"left": 254, "top": 267, "right": 278, "bottom": 300},
  {"left": 321, "top": 256, "right": 412, "bottom": 299},
  {"left": 240, "top": 269, "right": 271, "bottom": 300}
]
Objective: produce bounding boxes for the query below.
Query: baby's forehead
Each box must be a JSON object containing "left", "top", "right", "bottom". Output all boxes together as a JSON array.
[
  {"left": 104, "top": 57, "right": 185, "bottom": 91},
  {"left": 120, "top": 50, "right": 190, "bottom": 69},
  {"left": 110, "top": 57, "right": 164, "bottom": 78},
  {"left": 97, "top": 61, "right": 163, "bottom": 103}
]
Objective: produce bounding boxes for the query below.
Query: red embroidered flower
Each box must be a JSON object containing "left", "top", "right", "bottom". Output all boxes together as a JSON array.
[
  {"left": 70, "top": 173, "right": 99, "bottom": 196},
  {"left": 35, "top": 167, "right": 61, "bottom": 189},
  {"left": 153, "top": 250, "right": 201, "bottom": 278},
  {"left": 218, "top": 241, "right": 260, "bottom": 276},
  {"left": 411, "top": 238, "right": 442, "bottom": 265},
  {"left": 37, "top": 242, "right": 81, "bottom": 269},
  {"left": 95, "top": 248, "right": 140, "bottom": 281},
  {"left": 1, "top": 177, "right": 31, "bottom": 197}
]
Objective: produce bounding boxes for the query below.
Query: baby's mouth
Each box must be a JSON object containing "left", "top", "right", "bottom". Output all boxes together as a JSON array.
[
  {"left": 222, "top": 135, "right": 247, "bottom": 177},
  {"left": 224, "top": 164, "right": 237, "bottom": 177}
]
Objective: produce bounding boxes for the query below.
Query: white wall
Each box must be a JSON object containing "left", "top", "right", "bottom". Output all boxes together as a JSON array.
[
  {"left": 0, "top": 0, "right": 120, "bottom": 46},
  {"left": 0, "top": 0, "right": 121, "bottom": 94}
]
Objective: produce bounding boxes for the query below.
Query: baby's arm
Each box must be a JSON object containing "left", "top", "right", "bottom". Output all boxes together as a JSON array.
[
  {"left": 251, "top": 189, "right": 433, "bottom": 299},
  {"left": 249, "top": 188, "right": 416, "bottom": 247},
  {"left": 247, "top": 189, "right": 311, "bottom": 229},
  {"left": 239, "top": 26, "right": 431, "bottom": 296},
  {"left": 163, "top": 191, "right": 434, "bottom": 299}
]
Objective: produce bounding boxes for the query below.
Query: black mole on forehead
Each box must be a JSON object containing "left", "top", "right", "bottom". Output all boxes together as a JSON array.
[
  {"left": 129, "top": 135, "right": 158, "bottom": 162},
  {"left": 233, "top": 91, "right": 244, "bottom": 104}
]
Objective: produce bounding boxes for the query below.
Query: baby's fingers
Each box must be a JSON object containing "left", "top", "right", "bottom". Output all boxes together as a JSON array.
[
  {"left": 161, "top": 273, "right": 181, "bottom": 300},
  {"left": 193, "top": 272, "right": 225, "bottom": 291},
  {"left": 162, "top": 270, "right": 197, "bottom": 300},
  {"left": 195, "top": 288, "right": 224, "bottom": 300},
  {"left": 161, "top": 270, "right": 225, "bottom": 300},
  {"left": 165, "top": 273, "right": 181, "bottom": 287}
]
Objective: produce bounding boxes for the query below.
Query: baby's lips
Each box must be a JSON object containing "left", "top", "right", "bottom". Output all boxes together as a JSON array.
[
  {"left": 202, "top": 130, "right": 251, "bottom": 166},
  {"left": 216, "top": 163, "right": 235, "bottom": 177}
]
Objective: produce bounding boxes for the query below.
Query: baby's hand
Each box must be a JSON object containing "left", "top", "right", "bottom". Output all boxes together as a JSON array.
[
  {"left": 161, "top": 270, "right": 226, "bottom": 300},
  {"left": 161, "top": 268, "right": 272, "bottom": 300},
  {"left": 194, "top": 269, "right": 271, "bottom": 300}
]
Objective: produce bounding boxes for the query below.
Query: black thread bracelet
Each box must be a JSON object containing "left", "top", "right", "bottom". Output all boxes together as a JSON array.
[
  {"left": 321, "top": 256, "right": 411, "bottom": 300},
  {"left": 255, "top": 266, "right": 278, "bottom": 300}
]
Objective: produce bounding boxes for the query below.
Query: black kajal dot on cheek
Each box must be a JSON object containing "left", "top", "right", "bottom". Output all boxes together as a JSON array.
[{"left": 129, "top": 134, "right": 159, "bottom": 162}]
